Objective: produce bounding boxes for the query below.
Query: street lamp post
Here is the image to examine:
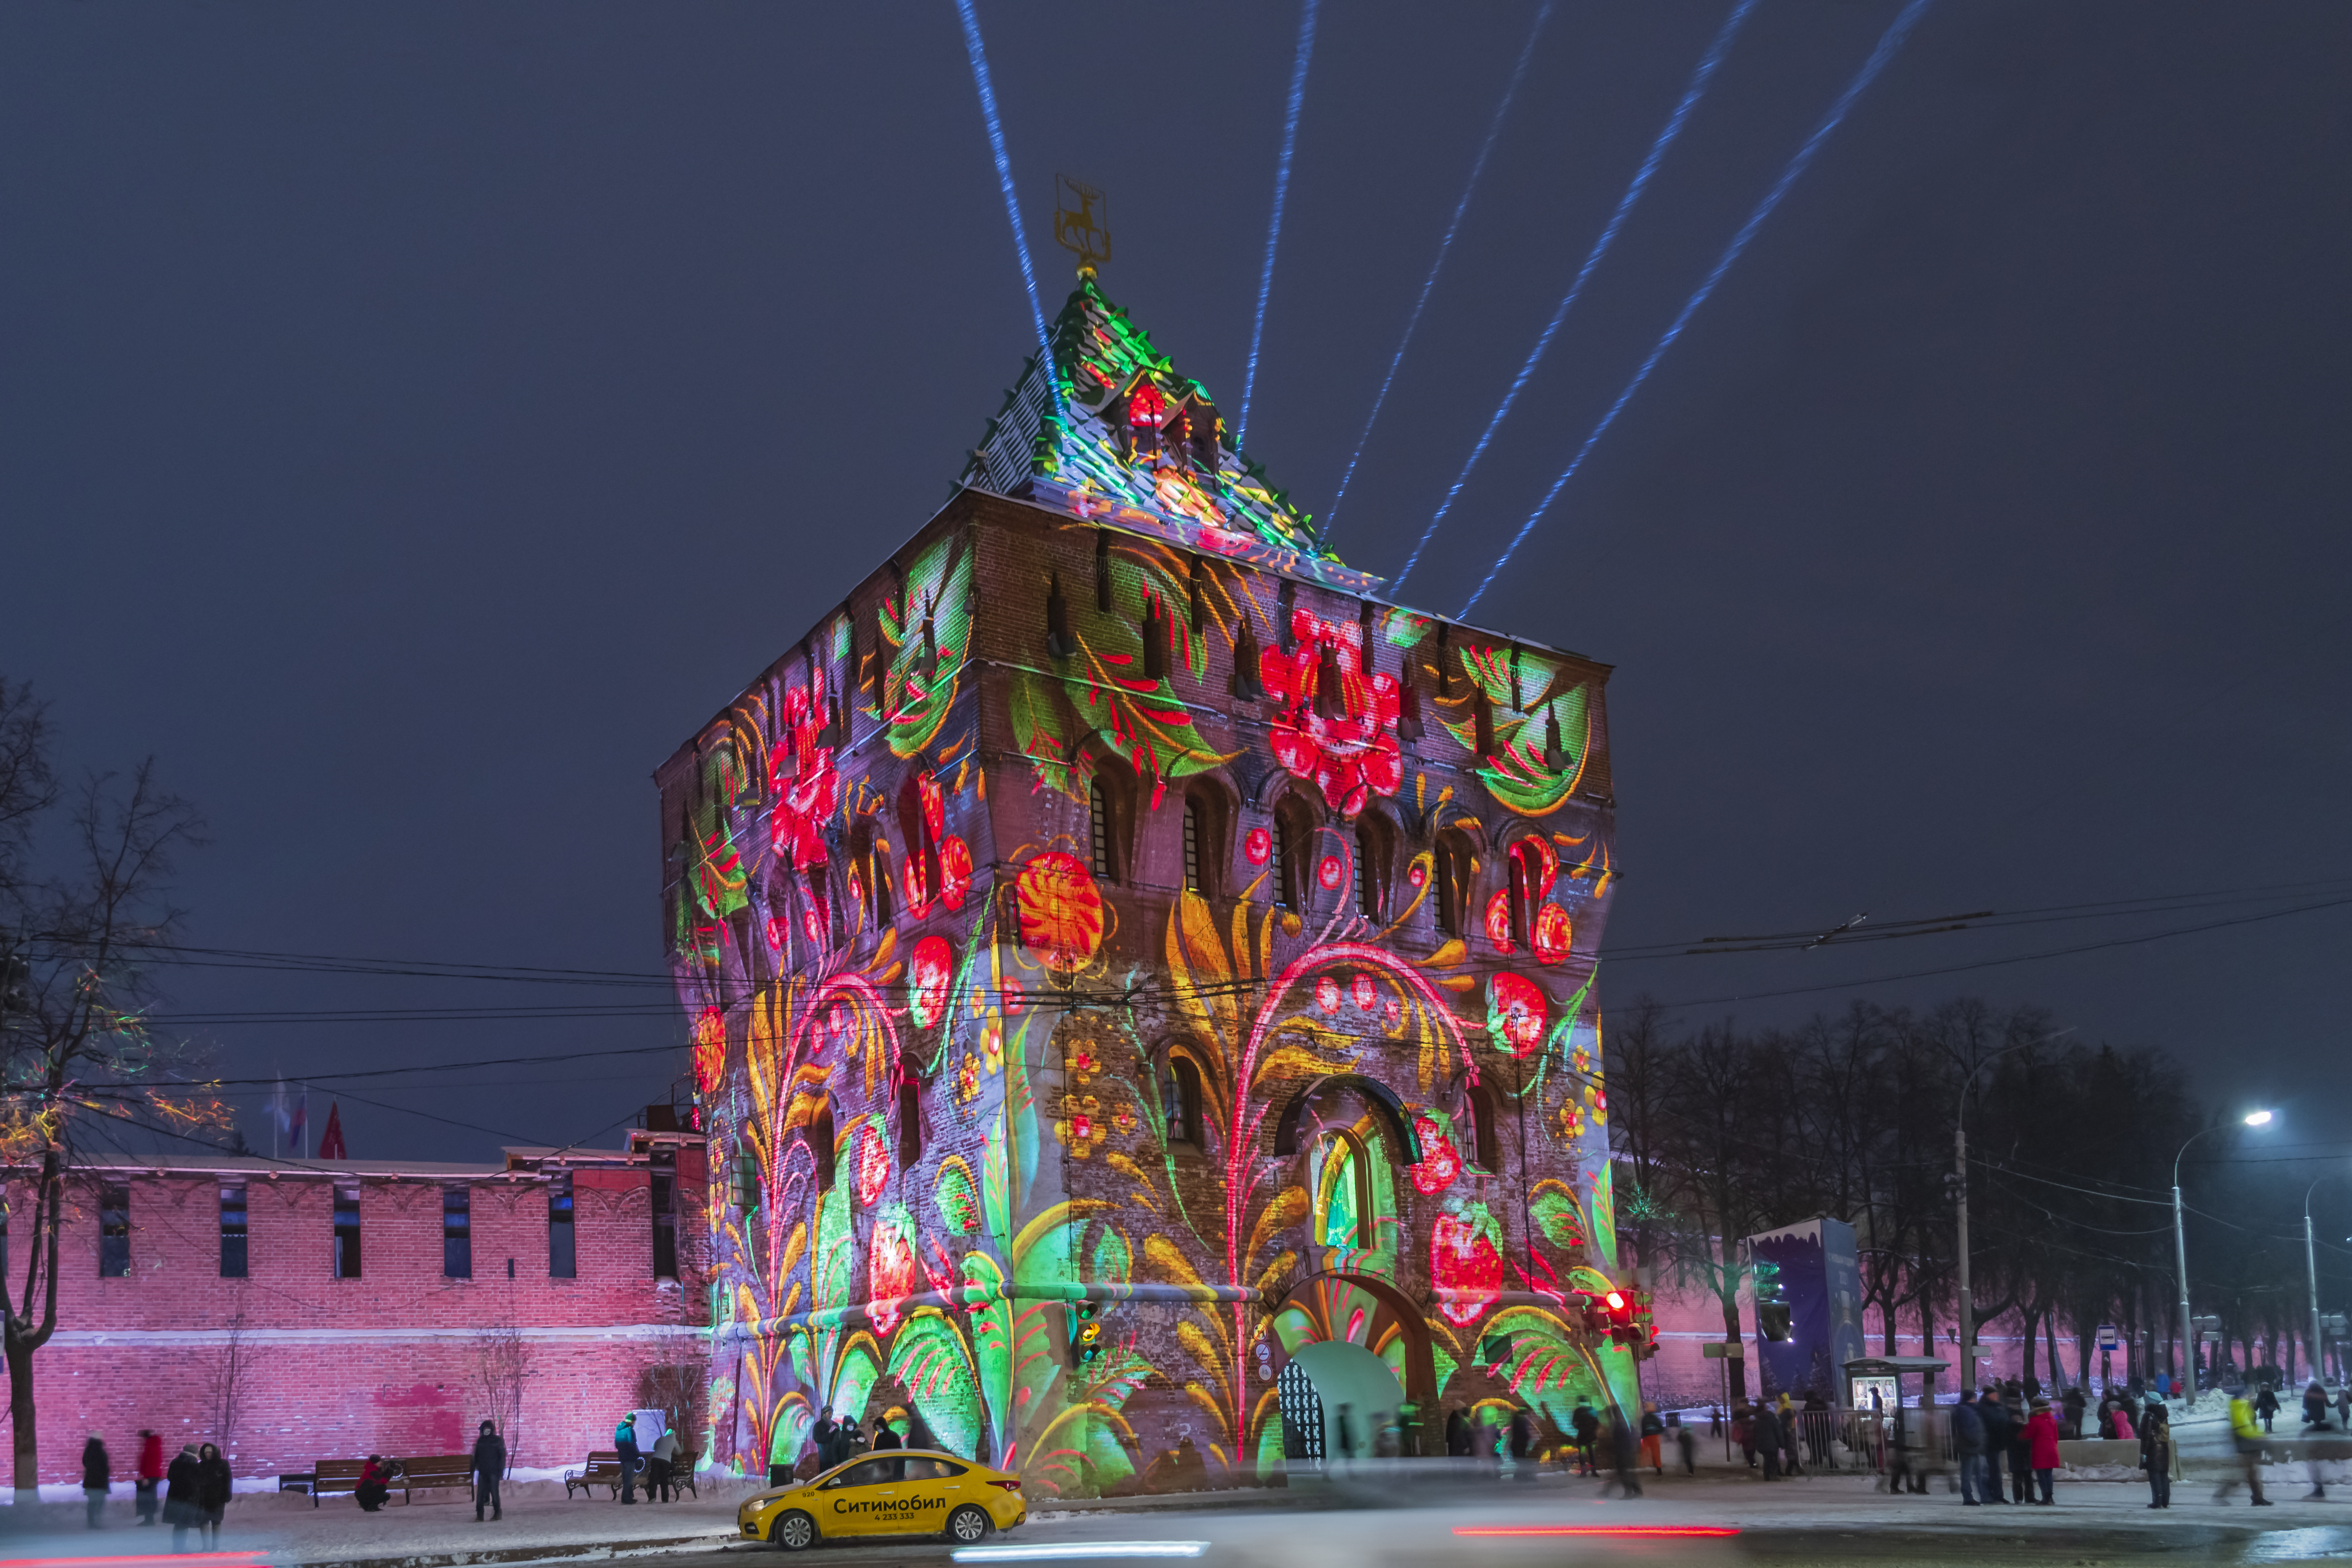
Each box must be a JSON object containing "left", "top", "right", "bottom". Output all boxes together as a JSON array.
[
  {"left": 2309, "top": 1173, "right": 2345, "bottom": 1394},
  {"left": 2175, "top": 1110, "right": 2273, "bottom": 1409}
]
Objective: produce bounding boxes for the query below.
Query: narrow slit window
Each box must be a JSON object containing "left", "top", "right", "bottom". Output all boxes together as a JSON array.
[
  {"left": 548, "top": 1172, "right": 577, "bottom": 1279},
  {"left": 897, "top": 1076, "right": 923, "bottom": 1168},
  {"left": 100, "top": 1183, "right": 130, "bottom": 1279},
  {"left": 219, "top": 1183, "right": 248, "bottom": 1279},
  {"left": 1270, "top": 813, "right": 1292, "bottom": 909},
  {"left": 1089, "top": 779, "right": 1113, "bottom": 881},
  {"left": 332, "top": 1180, "right": 362, "bottom": 1279},
  {"left": 444, "top": 1185, "right": 472, "bottom": 1279},
  {"left": 1182, "top": 800, "right": 1204, "bottom": 894},
  {"left": 651, "top": 1148, "right": 679, "bottom": 1281}
]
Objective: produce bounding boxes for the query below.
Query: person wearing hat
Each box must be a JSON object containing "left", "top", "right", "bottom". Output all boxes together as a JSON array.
[
  {"left": 81, "top": 1432, "right": 110, "bottom": 1530},
  {"left": 2024, "top": 1398, "right": 2061, "bottom": 1504},
  {"left": 471, "top": 1419, "right": 506, "bottom": 1522},
  {"left": 614, "top": 1413, "right": 642, "bottom": 1504},
  {"left": 165, "top": 1444, "right": 203, "bottom": 1548}
]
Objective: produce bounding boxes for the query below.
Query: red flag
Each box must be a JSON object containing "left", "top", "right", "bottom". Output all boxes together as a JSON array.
[{"left": 318, "top": 1101, "right": 348, "bottom": 1160}]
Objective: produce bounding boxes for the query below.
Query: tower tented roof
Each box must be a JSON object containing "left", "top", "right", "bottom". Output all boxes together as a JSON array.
[{"left": 961, "top": 273, "right": 1381, "bottom": 594}]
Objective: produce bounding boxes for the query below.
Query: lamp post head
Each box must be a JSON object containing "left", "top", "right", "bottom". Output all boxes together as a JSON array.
[{"left": 2244, "top": 1110, "right": 2275, "bottom": 1127}]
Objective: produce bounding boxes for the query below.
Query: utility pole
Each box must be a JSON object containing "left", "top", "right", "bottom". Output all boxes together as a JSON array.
[
  {"left": 2174, "top": 1176, "right": 2196, "bottom": 1408},
  {"left": 1955, "top": 1125, "right": 1974, "bottom": 1396}
]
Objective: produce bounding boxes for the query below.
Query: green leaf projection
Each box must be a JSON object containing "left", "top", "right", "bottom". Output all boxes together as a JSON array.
[
  {"left": 1439, "top": 642, "right": 1595, "bottom": 818},
  {"left": 875, "top": 533, "right": 975, "bottom": 760}
]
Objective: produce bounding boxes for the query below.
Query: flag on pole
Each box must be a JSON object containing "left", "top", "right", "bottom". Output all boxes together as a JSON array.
[
  {"left": 287, "top": 1086, "right": 308, "bottom": 1158},
  {"left": 270, "top": 1076, "right": 287, "bottom": 1159},
  {"left": 318, "top": 1101, "right": 347, "bottom": 1161}
]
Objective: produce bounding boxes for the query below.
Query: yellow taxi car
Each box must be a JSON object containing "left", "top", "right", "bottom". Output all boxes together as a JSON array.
[{"left": 739, "top": 1450, "right": 1027, "bottom": 1551}]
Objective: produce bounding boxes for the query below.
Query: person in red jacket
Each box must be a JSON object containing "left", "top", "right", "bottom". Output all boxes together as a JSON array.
[
  {"left": 2025, "top": 1399, "right": 2063, "bottom": 1504},
  {"left": 134, "top": 1431, "right": 164, "bottom": 1527}
]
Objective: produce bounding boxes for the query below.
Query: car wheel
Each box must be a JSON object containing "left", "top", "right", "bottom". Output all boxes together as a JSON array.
[
  {"left": 771, "top": 1511, "right": 817, "bottom": 1552},
  {"left": 946, "top": 1505, "right": 992, "bottom": 1546}
]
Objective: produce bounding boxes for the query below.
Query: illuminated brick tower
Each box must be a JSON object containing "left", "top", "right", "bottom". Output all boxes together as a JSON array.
[{"left": 663, "top": 271, "right": 1628, "bottom": 1495}]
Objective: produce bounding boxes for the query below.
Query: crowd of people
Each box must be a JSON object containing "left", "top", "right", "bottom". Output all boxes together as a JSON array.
[{"left": 75, "top": 1431, "right": 231, "bottom": 1547}]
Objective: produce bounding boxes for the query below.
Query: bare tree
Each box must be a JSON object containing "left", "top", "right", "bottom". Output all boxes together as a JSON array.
[
  {"left": 207, "top": 1288, "right": 256, "bottom": 1466},
  {"left": 471, "top": 1320, "right": 531, "bottom": 1474},
  {"left": 636, "top": 1359, "right": 706, "bottom": 1457},
  {"left": 0, "top": 678, "right": 220, "bottom": 1497}
]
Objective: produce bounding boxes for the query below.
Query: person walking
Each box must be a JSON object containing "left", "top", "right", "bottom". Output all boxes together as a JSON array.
[
  {"left": 2026, "top": 1399, "right": 2061, "bottom": 1505},
  {"left": 2255, "top": 1383, "right": 2280, "bottom": 1434},
  {"left": 1507, "top": 1407, "right": 1537, "bottom": 1481},
  {"left": 650, "top": 1424, "right": 681, "bottom": 1502},
  {"left": 471, "top": 1419, "right": 505, "bottom": 1521},
  {"left": 1953, "top": 1394, "right": 1987, "bottom": 1505},
  {"left": 136, "top": 1430, "right": 164, "bottom": 1526},
  {"left": 1777, "top": 1392, "right": 1804, "bottom": 1478},
  {"left": 1639, "top": 1402, "right": 1664, "bottom": 1475},
  {"left": 1602, "top": 1408, "right": 1641, "bottom": 1498},
  {"left": 193, "top": 1443, "right": 230, "bottom": 1549},
  {"left": 2140, "top": 1403, "right": 2172, "bottom": 1509},
  {"left": 1977, "top": 1391, "right": 2011, "bottom": 1504},
  {"left": 2306, "top": 1382, "right": 2334, "bottom": 1432},
  {"left": 2215, "top": 1393, "right": 2272, "bottom": 1506},
  {"left": 1334, "top": 1403, "right": 1357, "bottom": 1473},
  {"left": 615, "top": 1413, "right": 643, "bottom": 1505},
  {"left": 1445, "top": 1407, "right": 1472, "bottom": 1460},
  {"left": 1674, "top": 1415, "right": 1698, "bottom": 1476},
  {"left": 1571, "top": 1400, "right": 1600, "bottom": 1477},
  {"left": 82, "top": 1433, "right": 110, "bottom": 1529},
  {"left": 2061, "top": 1386, "right": 2087, "bottom": 1441}
]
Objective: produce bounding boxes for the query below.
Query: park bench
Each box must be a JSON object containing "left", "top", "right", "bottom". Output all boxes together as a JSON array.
[
  {"left": 563, "top": 1448, "right": 700, "bottom": 1500},
  {"left": 396, "top": 1454, "right": 479, "bottom": 1498},
  {"left": 309, "top": 1458, "right": 390, "bottom": 1507}
]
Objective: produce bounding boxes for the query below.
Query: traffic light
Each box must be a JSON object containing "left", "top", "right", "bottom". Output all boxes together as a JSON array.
[
  {"left": 1754, "top": 1260, "right": 1792, "bottom": 1342},
  {"left": 1619, "top": 1289, "right": 1659, "bottom": 1359},
  {"left": 1069, "top": 1300, "right": 1105, "bottom": 1369}
]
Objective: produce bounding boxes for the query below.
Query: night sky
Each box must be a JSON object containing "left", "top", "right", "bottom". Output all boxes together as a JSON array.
[{"left": 6, "top": 4, "right": 2347, "bottom": 1182}]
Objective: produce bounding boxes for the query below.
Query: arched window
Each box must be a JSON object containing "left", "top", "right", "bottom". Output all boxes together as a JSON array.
[
  {"left": 1181, "top": 786, "right": 1227, "bottom": 898},
  {"left": 808, "top": 1101, "right": 837, "bottom": 1192},
  {"left": 1314, "top": 1132, "right": 1373, "bottom": 1248},
  {"left": 1163, "top": 1054, "right": 1206, "bottom": 1148},
  {"left": 1087, "top": 758, "right": 1136, "bottom": 884},
  {"left": 1434, "top": 830, "right": 1477, "bottom": 938},
  {"left": 1272, "top": 795, "right": 1315, "bottom": 910},
  {"left": 1462, "top": 1084, "right": 1501, "bottom": 1172},
  {"left": 1355, "top": 813, "right": 1394, "bottom": 921},
  {"left": 896, "top": 1073, "right": 923, "bottom": 1168},
  {"left": 733, "top": 1136, "right": 762, "bottom": 1217}
]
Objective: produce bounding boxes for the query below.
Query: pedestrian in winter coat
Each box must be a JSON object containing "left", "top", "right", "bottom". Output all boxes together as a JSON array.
[
  {"left": 2306, "top": 1383, "right": 2333, "bottom": 1431},
  {"left": 2025, "top": 1401, "right": 2062, "bottom": 1504},
  {"left": 2255, "top": 1384, "right": 2280, "bottom": 1433},
  {"left": 1571, "top": 1401, "right": 1600, "bottom": 1476},
  {"left": 165, "top": 1445, "right": 203, "bottom": 1548},
  {"left": 354, "top": 1454, "right": 393, "bottom": 1513},
  {"left": 1602, "top": 1409, "right": 1641, "bottom": 1498},
  {"left": 871, "top": 1416, "right": 900, "bottom": 1451},
  {"left": 650, "top": 1427, "right": 681, "bottom": 1502},
  {"left": 1751, "top": 1401, "right": 1784, "bottom": 1481},
  {"left": 2112, "top": 1404, "right": 2135, "bottom": 1442},
  {"left": 615, "top": 1414, "right": 643, "bottom": 1504},
  {"left": 472, "top": 1420, "right": 505, "bottom": 1521},
  {"left": 2139, "top": 1405, "right": 2172, "bottom": 1509},
  {"left": 136, "top": 1431, "right": 163, "bottom": 1526},
  {"left": 1953, "top": 1398, "right": 1988, "bottom": 1506},
  {"left": 1732, "top": 1403, "right": 1755, "bottom": 1469},
  {"left": 82, "top": 1435, "right": 110, "bottom": 1530},
  {"left": 811, "top": 1411, "right": 837, "bottom": 1472},
  {"left": 194, "top": 1443, "right": 230, "bottom": 1548},
  {"left": 1639, "top": 1403, "right": 1665, "bottom": 1474},
  {"left": 1674, "top": 1417, "right": 1698, "bottom": 1476},
  {"left": 2215, "top": 1395, "right": 2272, "bottom": 1506},
  {"left": 1446, "top": 1408, "right": 1472, "bottom": 1459},
  {"left": 1977, "top": 1393, "right": 2011, "bottom": 1503},
  {"left": 2061, "top": 1387, "right": 2087, "bottom": 1441},
  {"left": 1507, "top": 1408, "right": 1537, "bottom": 1480},
  {"left": 2005, "top": 1394, "right": 2033, "bottom": 1502},
  {"left": 1777, "top": 1393, "right": 1804, "bottom": 1477}
]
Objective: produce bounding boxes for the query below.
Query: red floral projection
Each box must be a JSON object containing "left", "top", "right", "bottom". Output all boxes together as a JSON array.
[
  {"left": 1259, "top": 609, "right": 1403, "bottom": 818},
  {"left": 1410, "top": 1115, "right": 1461, "bottom": 1195},
  {"left": 853, "top": 1123, "right": 890, "bottom": 1207},
  {"left": 1487, "top": 971, "right": 1548, "bottom": 1056},
  {"left": 909, "top": 935, "right": 954, "bottom": 1030},
  {"left": 1432, "top": 1211, "right": 1504, "bottom": 1325}
]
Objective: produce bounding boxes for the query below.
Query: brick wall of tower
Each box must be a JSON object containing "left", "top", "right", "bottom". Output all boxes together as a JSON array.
[{"left": 0, "top": 1163, "right": 710, "bottom": 1484}]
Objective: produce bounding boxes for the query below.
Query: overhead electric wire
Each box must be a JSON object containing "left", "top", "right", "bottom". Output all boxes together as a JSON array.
[
  {"left": 1238, "top": 0, "right": 1320, "bottom": 448},
  {"left": 1319, "top": 0, "right": 1555, "bottom": 545},
  {"left": 1391, "top": 0, "right": 1760, "bottom": 589},
  {"left": 955, "top": 0, "right": 1050, "bottom": 352},
  {"left": 1459, "top": 0, "right": 1936, "bottom": 616}
]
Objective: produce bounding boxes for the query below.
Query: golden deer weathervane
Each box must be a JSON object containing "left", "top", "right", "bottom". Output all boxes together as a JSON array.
[{"left": 1054, "top": 175, "right": 1110, "bottom": 273}]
